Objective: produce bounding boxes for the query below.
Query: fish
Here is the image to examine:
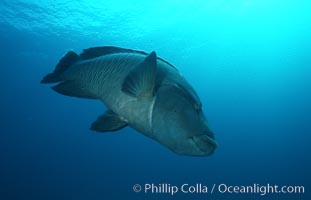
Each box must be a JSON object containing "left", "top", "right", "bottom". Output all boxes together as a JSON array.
[{"left": 41, "top": 46, "right": 217, "bottom": 156}]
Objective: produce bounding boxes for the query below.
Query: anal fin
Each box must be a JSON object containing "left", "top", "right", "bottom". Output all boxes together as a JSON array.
[
  {"left": 41, "top": 51, "right": 79, "bottom": 83},
  {"left": 52, "top": 80, "right": 98, "bottom": 99},
  {"left": 90, "top": 110, "right": 128, "bottom": 132}
]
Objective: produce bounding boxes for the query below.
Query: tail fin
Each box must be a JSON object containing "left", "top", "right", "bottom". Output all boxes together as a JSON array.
[{"left": 41, "top": 51, "right": 79, "bottom": 83}]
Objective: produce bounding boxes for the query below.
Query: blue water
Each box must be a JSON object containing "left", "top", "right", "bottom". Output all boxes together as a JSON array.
[{"left": 0, "top": 0, "right": 310, "bottom": 199}]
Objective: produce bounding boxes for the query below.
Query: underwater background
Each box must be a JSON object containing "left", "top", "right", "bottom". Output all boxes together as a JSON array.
[{"left": 0, "top": 0, "right": 310, "bottom": 199}]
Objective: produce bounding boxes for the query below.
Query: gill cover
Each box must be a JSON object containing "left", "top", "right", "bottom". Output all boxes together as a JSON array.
[{"left": 152, "top": 84, "right": 203, "bottom": 139}]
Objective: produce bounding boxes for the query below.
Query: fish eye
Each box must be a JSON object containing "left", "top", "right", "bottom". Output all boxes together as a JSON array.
[{"left": 194, "top": 102, "right": 202, "bottom": 111}]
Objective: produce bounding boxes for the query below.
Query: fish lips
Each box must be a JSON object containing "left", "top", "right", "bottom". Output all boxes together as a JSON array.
[{"left": 191, "top": 134, "right": 217, "bottom": 156}]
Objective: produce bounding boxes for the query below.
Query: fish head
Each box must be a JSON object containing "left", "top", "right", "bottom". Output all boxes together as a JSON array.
[{"left": 152, "top": 84, "right": 217, "bottom": 156}]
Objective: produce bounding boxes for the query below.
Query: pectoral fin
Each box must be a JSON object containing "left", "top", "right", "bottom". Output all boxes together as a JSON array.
[
  {"left": 90, "top": 110, "right": 128, "bottom": 132},
  {"left": 122, "top": 51, "right": 157, "bottom": 98}
]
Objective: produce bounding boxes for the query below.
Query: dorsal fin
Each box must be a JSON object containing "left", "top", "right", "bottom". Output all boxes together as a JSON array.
[
  {"left": 79, "top": 46, "right": 178, "bottom": 70},
  {"left": 79, "top": 46, "right": 148, "bottom": 60}
]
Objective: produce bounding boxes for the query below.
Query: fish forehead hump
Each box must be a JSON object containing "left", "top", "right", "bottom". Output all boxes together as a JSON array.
[{"left": 155, "top": 61, "right": 202, "bottom": 110}]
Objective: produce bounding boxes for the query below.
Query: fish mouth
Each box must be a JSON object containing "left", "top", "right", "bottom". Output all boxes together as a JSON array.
[{"left": 191, "top": 134, "right": 217, "bottom": 155}]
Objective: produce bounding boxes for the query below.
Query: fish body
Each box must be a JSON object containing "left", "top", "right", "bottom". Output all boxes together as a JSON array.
[{"left": 41, "top": 46, "right": 217, "bottom": 156}]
